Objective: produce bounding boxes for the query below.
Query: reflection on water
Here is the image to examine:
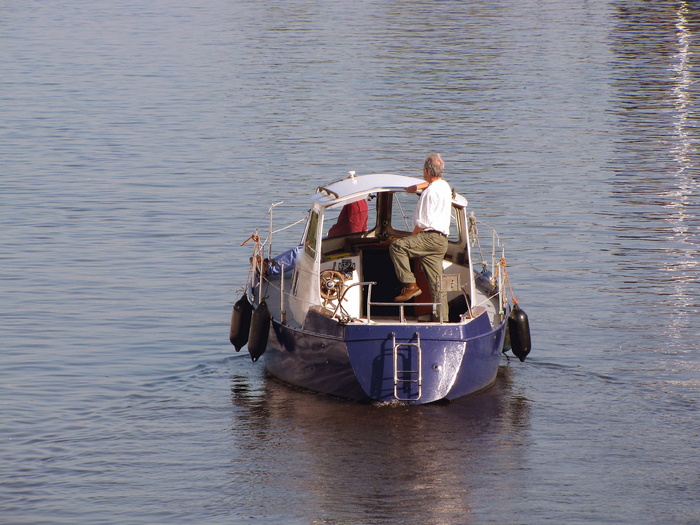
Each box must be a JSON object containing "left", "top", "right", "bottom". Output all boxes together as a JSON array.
[
  {"left": 671, "top": 2, "right": 695, "bottom": 183},
  {"left": 668, "top": 1, "right": 698, "bottom": 288},
  {"left": 608, "top": 4, "right": 699, "bottom": 293},
  {"left": 606, "top": 2, "right": 699, "bottom": 407},
  {"left": 230, "top": 366, "right": 530, "bottom": 523}
]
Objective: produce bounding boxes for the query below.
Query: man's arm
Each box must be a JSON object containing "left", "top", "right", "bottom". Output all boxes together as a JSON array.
[{"left": 405, "top": 181, "right": 430, "bottom": 194}]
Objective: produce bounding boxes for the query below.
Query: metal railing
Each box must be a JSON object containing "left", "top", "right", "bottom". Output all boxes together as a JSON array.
[{"left": 331, "top": 281, "right": 441, "bottom": 323}]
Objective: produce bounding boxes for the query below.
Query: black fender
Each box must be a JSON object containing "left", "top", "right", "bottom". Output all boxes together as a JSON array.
[
  {"left": 508, "top": 303, "right": 531, "bottom": 362},
  {"left": 248, "top": 301, "right": 271, "bottom": 362},
  {"left": 229, "top": 295, "right": 253, "bottom": 351}
]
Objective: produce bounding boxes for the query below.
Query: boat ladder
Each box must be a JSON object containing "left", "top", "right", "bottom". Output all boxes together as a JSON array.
[{"left": 392, "top": 332, "right": 422, "bottom": 401}]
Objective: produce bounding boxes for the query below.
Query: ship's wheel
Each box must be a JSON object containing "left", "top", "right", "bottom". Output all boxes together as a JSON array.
[{"left": 320, "top": 270, "right": 346, "bottom": 301}]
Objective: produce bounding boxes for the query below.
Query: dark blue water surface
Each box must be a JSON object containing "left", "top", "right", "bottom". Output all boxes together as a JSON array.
[{"left": 1, "top": 1, "right": 698, "bottom": 523}]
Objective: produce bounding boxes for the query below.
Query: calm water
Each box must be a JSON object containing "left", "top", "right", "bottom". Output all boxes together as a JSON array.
[{"left": 2, "top": 1, "right": 699, "bottom": 523}]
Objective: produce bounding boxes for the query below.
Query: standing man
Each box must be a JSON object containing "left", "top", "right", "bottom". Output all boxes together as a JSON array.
[{"left": 390, "top": 152, "right": 451, "bottom": 319}]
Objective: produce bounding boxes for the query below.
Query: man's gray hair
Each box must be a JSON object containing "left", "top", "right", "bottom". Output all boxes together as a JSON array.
[{"left": 424, "top": 153, "right": 444, "bottom": 178}]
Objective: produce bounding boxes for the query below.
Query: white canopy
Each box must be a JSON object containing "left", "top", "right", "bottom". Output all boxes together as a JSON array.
[{"left": 313, "top": 173, "right": 468, "bottom": 208}]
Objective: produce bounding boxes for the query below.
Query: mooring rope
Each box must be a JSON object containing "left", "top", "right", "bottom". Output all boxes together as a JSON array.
[{"left": 492, "top": 257, "right": 519, "bottom": 306}]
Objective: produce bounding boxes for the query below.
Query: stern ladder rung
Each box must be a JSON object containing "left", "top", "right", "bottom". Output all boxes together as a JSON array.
[{"left": 392, "top": 332, "right": 422, "bottom": 401}]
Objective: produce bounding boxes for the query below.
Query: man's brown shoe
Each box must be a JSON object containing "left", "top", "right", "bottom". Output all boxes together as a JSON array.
[{"left": 395, "top": 284, "right": 422, "bottom": 302}]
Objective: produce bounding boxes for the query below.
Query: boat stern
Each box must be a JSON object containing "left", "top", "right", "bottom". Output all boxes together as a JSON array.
[{"left": 344, "top": 316, "right": 502, "bottom": 404}]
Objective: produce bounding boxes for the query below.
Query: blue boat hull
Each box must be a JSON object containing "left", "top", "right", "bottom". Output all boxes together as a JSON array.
[{"left": 263, "top": 308, "right": 507, "bottom": 404}]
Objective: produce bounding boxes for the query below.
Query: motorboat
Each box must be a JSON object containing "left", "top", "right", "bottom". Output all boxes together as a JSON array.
[{"left": 230, "top": 172, "right": 530, "bottom": 404}]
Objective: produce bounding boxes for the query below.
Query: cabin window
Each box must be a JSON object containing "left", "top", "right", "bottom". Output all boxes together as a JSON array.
[
  {"left": 390, "top": 192, "right": 415, "bottom": 233},
  {"left": 323, "top": 197, "right": 375, "bottom": 238},
  {"left": 448, "top": 208, "right": 460, "bottom": 244},
  {"left": 305, "top": 210, "right": 319, "bottom": 259}
]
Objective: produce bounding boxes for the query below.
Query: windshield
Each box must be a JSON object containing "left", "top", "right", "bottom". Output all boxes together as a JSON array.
[
  {"left": 390, "top": 192, "right": 460, "bottom": 243},
  {"left": 323, "top": 197, "right": 376, "bottom": 238}
]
